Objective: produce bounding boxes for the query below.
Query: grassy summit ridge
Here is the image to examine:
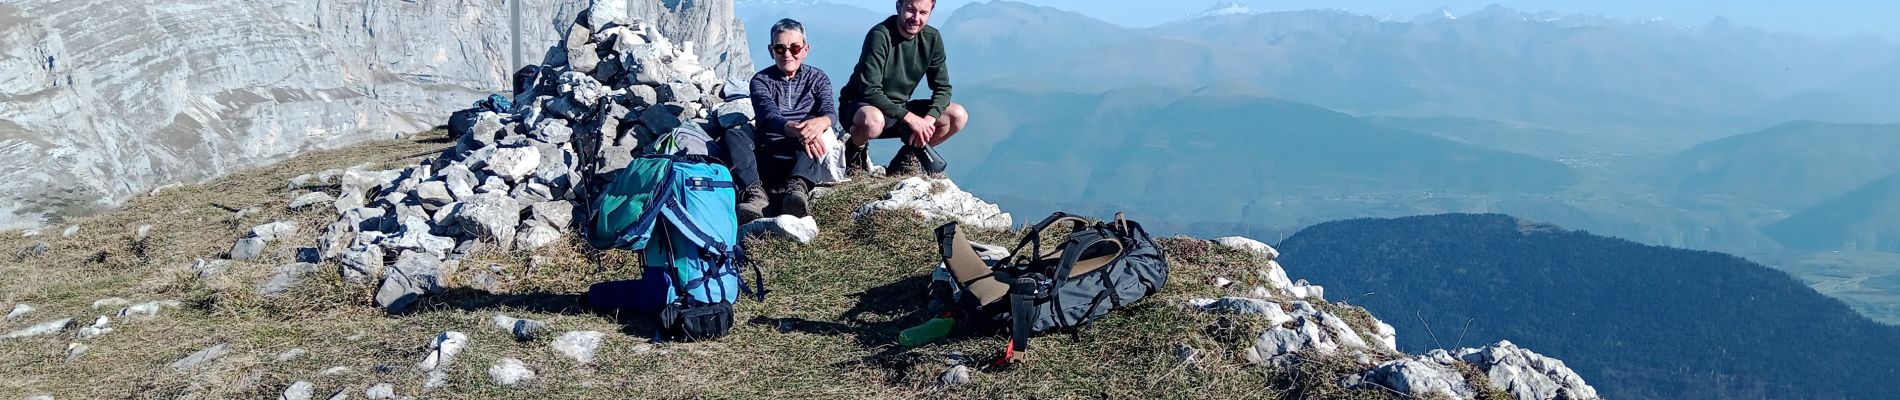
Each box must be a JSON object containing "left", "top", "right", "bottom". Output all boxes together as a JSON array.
[{"left": 0, "top": 131, "right": 1429, "bottom": 399}]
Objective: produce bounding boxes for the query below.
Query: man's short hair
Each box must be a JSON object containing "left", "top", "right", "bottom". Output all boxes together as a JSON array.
[
  {"left": 897, "top": 0, "right": 935, "bottom": 10},
  {"left": 770, "top": 18, "right": 804, "bottom": 39}
]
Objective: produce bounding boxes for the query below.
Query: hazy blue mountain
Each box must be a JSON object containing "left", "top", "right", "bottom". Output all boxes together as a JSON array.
[
  {"left": 1278, "top": 213, "right": 1900, "bottom": 400},
  {"left": 937, "top": 2, "right": 1899, "bottom": 141},
  {"left": 1660, "top": 122, "right": 1900, "bottom": 210},
  {"left": 1768, "top": 174, "right": 1900, "bottom": 252},
  {"left": 949, "top": 85, "right": 1579, "bottom": 228}
]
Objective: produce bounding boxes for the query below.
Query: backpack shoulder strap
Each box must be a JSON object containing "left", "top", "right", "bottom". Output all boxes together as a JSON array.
[
  {"left": 1008, "top": 212, "right": 1092, "bottom": 267},
  {"left": 937, "top": 222, "right": 1011, "bottom": 307}
]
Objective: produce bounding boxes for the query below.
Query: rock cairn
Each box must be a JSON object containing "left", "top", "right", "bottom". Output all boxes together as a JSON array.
[{"left": 295, "top": 7, "right": 759, "bottom": 313}]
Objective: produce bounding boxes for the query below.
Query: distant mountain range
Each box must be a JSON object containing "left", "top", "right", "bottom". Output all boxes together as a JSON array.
[
  {"left": 1278, "top": 213, "right": 1900, "bottom": 400},
  {"left": 742, "top": 0, "right": 1900, "bottom": 147},
  {"left": 734, "top": 1, "right": 1900, "bottom": 322},
  {"left": 949, "top": 85, "right": 1578, "bottom": 228}
]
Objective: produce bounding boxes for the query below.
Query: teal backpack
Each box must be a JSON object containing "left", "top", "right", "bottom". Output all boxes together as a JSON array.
[{"left": 587, "top": 154, "right": 761, "bottom": 340}]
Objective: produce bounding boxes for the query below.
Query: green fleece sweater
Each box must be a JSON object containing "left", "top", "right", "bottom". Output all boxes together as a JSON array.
[{"left": 841, "top": 16, "right": 953, "bottom": 119}]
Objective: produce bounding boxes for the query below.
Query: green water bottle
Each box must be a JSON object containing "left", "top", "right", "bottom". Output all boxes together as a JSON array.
[{"left": 898, "top": 317, "right": 956, "bottom": 346}]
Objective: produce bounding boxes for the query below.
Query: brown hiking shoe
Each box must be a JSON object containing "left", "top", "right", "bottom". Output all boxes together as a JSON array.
[
  {"left": 737, "top": 183, "right": 768, "bottom": 223},
  {"left": 886, "top": 145, "right": 924, "bottom": 177},
  {"left": 845, "top": 142, "right": 870, "bottom": 177},
  {"left": 778, "top": 178, "right": 813, "bottom": 218}
]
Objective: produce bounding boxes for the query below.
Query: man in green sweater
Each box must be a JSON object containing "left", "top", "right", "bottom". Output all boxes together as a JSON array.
[{"left": 840, "top": 0, "right": 969, "bottom": 176}]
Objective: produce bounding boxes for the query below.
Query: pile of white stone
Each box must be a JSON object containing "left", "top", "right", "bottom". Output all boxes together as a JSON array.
[
  {"left": 852, "top": 177, "right": 1013, "bottom": 230},
  {"left": 285, "top": 7, "right": 758, "bottom": 313},
  {"left": 1341, "top": 341, "right": 1600, "bottom": 400},
  {"left": 1189, "top": 239, "right": 1599, "bottom": 400}
]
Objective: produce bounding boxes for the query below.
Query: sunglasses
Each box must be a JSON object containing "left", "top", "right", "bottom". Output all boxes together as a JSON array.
[{"left": 769, "top": 43, "right": 806, "bottom": 55}]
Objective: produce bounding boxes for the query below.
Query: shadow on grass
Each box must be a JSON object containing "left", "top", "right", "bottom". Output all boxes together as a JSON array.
[
  {"left": 749, "top": 274, "right": 999, "bottom": 385},
  {"left": 421, "top": 287, "right": 669, "bottom": 340}
]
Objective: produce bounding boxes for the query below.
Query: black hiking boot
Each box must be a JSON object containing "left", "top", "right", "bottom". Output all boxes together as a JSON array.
[
  {"left": 778, "top": 178, "right": 813, "bottom": 218},
  {"left": 737, "top": 183, "right": 768, "bottom": 223},
  {"left": 887, "top": 145, "right": 924, "bottom": 177},
  {"left": 845, "top": 141, "right": 870, "bottom": 177}
]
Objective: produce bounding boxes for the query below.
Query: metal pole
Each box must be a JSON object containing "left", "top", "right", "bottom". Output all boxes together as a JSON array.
[{"left": 510, "top": 0, "right": 523, "bottom": 71}]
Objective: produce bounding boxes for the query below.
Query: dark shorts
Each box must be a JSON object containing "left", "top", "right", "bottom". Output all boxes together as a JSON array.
[{"left": 843, "top": 99, "right": 935, "bottom": 140}]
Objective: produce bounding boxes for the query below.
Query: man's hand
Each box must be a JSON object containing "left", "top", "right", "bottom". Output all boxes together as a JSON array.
[
  {"left": 904, "top": 113, "right": 937, "bottom": 147},
  {"left": 801, "top": 132, "right": 827, "bottom": 159}
]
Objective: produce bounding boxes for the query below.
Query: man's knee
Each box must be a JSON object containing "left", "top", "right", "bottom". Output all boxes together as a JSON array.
[
  {"left": 852, "top": 107, "right": 885, "bottom": 136},
  {"left": 944, "top": 102, "right": 969, "bottom": 130}
]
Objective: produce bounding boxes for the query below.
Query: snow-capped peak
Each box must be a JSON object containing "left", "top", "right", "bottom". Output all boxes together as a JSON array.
[
  {"left": 1413, "top": 6, "right": 1456, "bottom": 23},
  {"left": 1188, "top": 1, "right": 1254, "bottom": 19}
]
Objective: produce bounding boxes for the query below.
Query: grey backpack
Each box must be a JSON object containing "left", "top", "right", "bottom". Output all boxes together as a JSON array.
[{"left": 933, "top": 212, "right": 1170, "bottom": 364}]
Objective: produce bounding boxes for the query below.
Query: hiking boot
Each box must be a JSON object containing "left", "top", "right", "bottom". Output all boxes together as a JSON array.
[
  {"left": 887, "top": 145, "right": 924, "bottom": 177},
  {"left": 737, "top": 183, "right": 768, "bottom": 223},
  {"left": 845, "top": 142, "right": 870, "bottom": 177},
  {"left": 778, "top": 178, "right": 813, "bottom": 218}
]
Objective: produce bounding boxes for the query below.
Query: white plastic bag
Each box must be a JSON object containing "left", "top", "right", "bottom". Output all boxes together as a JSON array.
[{"left": 793, "top": 126, "right": 850, "bottom": 185}]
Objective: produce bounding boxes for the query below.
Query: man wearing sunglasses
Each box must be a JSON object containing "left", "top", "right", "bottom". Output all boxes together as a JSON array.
[
  {"left": 745, "top": 18, "right": 839, "bottom": 220},
  {"left": 840, "top": 0, "right": 969, "bottom": 176}
]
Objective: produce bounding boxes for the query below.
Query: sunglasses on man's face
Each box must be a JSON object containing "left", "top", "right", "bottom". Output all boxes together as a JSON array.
[{"left": 769, "top": 43, "right": 806, "bottom": 55}]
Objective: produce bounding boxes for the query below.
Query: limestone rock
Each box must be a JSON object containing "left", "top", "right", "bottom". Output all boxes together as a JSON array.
[
  {"left": 418, "top": 331, "right": 468, "bottom": 371},
  {"left": 169, "top": 342, "right": 229, "bottom": 370},
  {"left": 290, "top": 192, "right": 336, "bottom": 211},
  {"left": 514, "top": 221, "right": 564, "bottom": 250},
  {"left": 493, "top": 146, "right": 546, "bottom": 184},
  {"left": 438, "top": 164, "right": 478, "bottom": 200},
  {"left": 487, "top": 358, "right": 536, "bottom": 386},
  {"left": 739, "top": 215, "right": 819, "bottom": 244},
  {"left": 339, "top": 243, "right": 385, "bottom": 284},
  {"left": 66, "top": 342, "right": 90, "bottom": 362},
  {"left": 415, "top": 181, "right": 453, "bottom": 207},
  {"left": 1188, "top": 297, "right": 1293, "bottom": 326},
  {"left": 1347, "top": 351, "right": 1477, "bottom": 399},
  {"left": 1261, "top": 260, "right": 1295, "bottom": 291},
  {"left": 364, "top": 383, "right": 397, "bottom": 399},
  {"left": 552, "top": 331, "right": 604, "bottom": 364},
  {"left": 376, "top": 252, "right": 443, "bottom": 314},
  {"left": 91, "top": 298, "right": 131, "bottom": 309},
  {"left": 527, "top": 201, "right": 576, "bottom": 229},
  {"left": 455, "top": 193, "right": 522, "bottom": 251},
  {"left": 258, "top": 263, "right": 321, "bottom": 298},
  {"left": 117, "top": 301, "right": 176, "bottom": 318},
  {"left": 1, "top": 318, "right": 73, "bottom": 339},
  {"left": 192, "top": 259, "right": 233, "bottom": 279},
  {"left": 938, "top": 365, "right": 971, "bottom": 387},
  {"left": 1456, "top": 341, "right": 1601, "bottom": 400},
  {"left": 853, "top": 178, "right": 1012, "bottom": 230},
  {"left": 1232, "top": 302, "right": 1368, "bottom": 367},
  {"left": 492, "top": 315, "right": 549, "bottom": 342},
  {"left": 230, "top": 237, "right": 269, "bottom": 260},
  {"left": 5, "top": 304, "right": 33, "bottom": 320},
  {"left": 76, "top": 317, "right": 112, "bottom": 339},
  {"left": 282, "top": 381, "right": 315, "bottom": 400},
  {"left": 1212, "top": 236, "right": 1280, "bottom": 260}
]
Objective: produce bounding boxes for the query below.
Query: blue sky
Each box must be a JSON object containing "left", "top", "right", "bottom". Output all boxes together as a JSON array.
[{"left": 824, "top": 0, "right": 1900, "bottom": 40}]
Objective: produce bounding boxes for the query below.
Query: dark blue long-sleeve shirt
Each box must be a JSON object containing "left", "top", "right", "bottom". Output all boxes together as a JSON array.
[{"left": 748, "top": 65, "right": 838, "bottom": 143}]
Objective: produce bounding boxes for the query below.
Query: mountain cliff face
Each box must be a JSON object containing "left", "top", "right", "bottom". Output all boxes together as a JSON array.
[{"left": 0, "top": 0, "right": 751, "bottom": 230}]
